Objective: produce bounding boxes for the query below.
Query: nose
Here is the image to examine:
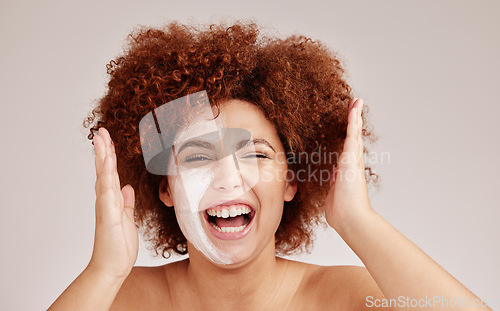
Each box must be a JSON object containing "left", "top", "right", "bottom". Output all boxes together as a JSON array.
[{"left": 212, "top": 154, "right": 243, "bottom": 192}]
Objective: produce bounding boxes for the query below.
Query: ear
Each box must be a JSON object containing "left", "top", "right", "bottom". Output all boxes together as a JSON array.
[
  {"left": 284, "top": 170, "right": 298, "bottom": 202},
  {"left": 158, "top": 176, "right": 174, "bottom": 207}
]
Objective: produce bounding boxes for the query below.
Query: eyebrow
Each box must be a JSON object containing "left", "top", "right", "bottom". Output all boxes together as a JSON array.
[
  {"left": 177, "top": 138, "right": 276, "bottom": 154},
  {"left": 237, "top": 138, "right": 276, "bottom": 152},
  {"left": 177, "top": 140, "right": 215, "bottom": 154}
]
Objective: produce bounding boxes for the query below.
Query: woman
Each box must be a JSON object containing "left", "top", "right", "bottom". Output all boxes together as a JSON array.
[{"left": 49, "top": 21, "right": 490, "bottom": 310}]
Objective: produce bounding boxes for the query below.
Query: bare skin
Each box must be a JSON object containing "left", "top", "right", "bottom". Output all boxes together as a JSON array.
[
  {"left": 111, "top": 258, "right": 386, "bottom": 311},
  {"left": 49, "top": 98, "right": 491, "bottom": 311}
]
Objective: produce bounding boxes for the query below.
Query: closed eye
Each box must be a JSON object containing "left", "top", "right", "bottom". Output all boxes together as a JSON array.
[
  {"left": 242, "top": 153, "right": 269, "bottom": 159},
  {"left": 185, "top": 154, "right": 212, "bottom": 162}
]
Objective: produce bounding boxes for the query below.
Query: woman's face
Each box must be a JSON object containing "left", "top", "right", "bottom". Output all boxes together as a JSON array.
[{"left": 159, "top": 99, "right": 297, "bottom": 266}]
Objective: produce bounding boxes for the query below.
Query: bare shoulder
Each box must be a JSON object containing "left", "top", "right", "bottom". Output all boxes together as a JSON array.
[
  {"left": 110, "top": 261, "right": 185, "bottom": 311},
  {"left": 299, "top": 264, "right": 388, "bottom": 311}
]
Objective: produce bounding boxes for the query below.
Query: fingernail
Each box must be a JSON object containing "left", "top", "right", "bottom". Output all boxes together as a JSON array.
[{"left": 351, "top": 98, "right": 358, "bottom": 107}]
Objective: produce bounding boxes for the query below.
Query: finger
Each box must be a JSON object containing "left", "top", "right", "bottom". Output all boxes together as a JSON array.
[
  {"left": 340, "top": 139, "right": 365, "bottom": 182},
  {"left": 107, "top": 135, "right": 124, "bottom": 208},
  {"left": 356, "top": 99, "right": 364, "bottom": 137},
  {"left": 344, "top": 98, "right": 364, "bottom": 156},
  {"left": 339, "top": 108, "right": 358, "bottom": 167},
  {"left": 122, "top": 185, "right": 135, "bottom": 222},
  {"left": 95, "top": 128, "right": 113, "bottom": 194},
  {"left": 99, "top": 154, "right": 117, "bottom": 201},
  {"left": 346, "top": 106, "right": 359, "bottom": 139},
  {"left": 94, "top": 129, "right": 119, "bottom": 209},
  {"left": 329, "top": 165, "right": 336, "bottom": 186},
  {"left": 95, "top": 155, "right": 122, "bottom": 224},
  {"left": 342, "top": 103, "right": 365, "bottom": 173},
  {"left": 93, "top": 130, "right": 107, "bottom": 195},
  {"left": 94, "top": 129, "right": 106, "bottom": 176},
  {"left": 353, "top": 99, "right": 364, "bottom": 157},
  {"left": 104, "top": 129, "right": 125, "bottom": 209},
  {"left": 110, "top": 143, "right": 121, "bottom": 195},
  {"left": 100, "top": 128, "right": 118, "bottom": 173},
  {"left": 100, "top": 128, "right": 121, "bottom": 192}
]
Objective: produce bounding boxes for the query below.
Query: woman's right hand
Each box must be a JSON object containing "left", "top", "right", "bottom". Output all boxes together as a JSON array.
[{"left": 88, "top": 127, "right": 138, "bottom": 281}]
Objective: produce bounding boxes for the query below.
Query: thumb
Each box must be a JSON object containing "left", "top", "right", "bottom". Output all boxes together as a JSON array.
[
  {"left": 329, "top": 165, "right": 336, "bottom": 186},
  {"left": 122, "top": 185, "right": 135, "bottom": 221}
]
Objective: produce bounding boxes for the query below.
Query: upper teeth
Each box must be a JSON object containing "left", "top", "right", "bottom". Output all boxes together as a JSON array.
[{"left": 206, "top": 205, "right": 252, "bottom": 218}]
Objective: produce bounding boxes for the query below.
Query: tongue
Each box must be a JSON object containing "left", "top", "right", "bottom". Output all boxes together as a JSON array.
[{"left": 215, "top": 215, "right": 245, "bottom": 228}]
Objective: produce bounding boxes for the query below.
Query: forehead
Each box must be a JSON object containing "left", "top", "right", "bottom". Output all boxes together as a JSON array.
[
  {"left": 219, "top": 99, "right": 271, "bottom": 128},
  {"left": 174, "top": 99, "right": 282, "bottom": 150},
  {"left": 218, "top": 99, "right": 283, "bottom": 149},
  {"left": 172, "top": 104, "right": 222, "bottom": 145}
]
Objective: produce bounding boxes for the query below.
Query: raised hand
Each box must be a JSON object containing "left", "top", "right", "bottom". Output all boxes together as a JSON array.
[
  {"left": 88, "top": 127, "right": 138, "bottom": 280},
  {"left": 322, "top": 99, "right": 492, "bottom": 310},
  {"left": 325, "top": 98, "right": 373, "bottom": 231}
]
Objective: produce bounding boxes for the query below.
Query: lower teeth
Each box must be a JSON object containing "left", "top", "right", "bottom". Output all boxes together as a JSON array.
[{"left": 211, "top": 223, "right": 247, "bottom": 233}]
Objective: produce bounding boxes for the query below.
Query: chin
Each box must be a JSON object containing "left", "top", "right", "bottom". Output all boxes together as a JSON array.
[{"left": 209, "top": 244, "right": 258, "bottom": 268}]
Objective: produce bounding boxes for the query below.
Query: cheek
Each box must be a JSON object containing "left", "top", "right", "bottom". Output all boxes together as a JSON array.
[
  {"left": 252, "top": 179, "right": 285, "bottom": 236},
  {"left": 257, "top": 159, "right": 288, "bottom": 191},
  {"left": 253, "top": 162, "right": 288, "bottom": 214},
  {"left": 168, "top": 167, "right": 216, "bottom": 213}
]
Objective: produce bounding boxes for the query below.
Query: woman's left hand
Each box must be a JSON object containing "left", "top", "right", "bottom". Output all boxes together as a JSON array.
[
  {"left": 323, "top": 99, "right": 492, "bottom": 310},
  {"left": 325, "top": 98, "right": 374, "bottom": 232}
]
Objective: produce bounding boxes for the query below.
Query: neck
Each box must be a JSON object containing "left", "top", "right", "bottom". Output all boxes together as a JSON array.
[{"left": 184, "top": 239, "right": 288, "bottom": 310}]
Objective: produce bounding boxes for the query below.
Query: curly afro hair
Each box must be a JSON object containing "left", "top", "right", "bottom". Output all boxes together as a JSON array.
[{"left": 83, "top": 20, "right": 378, "bottom": 258}]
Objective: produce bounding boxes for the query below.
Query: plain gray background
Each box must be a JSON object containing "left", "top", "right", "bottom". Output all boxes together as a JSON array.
[{"left": 1, "top": 0, "right": 498, "bottom": 310}]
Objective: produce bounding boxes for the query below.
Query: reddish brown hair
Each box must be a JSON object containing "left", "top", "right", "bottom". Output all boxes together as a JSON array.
[{"left": 83, "top": 21, "right": 378, "bottom": 257}]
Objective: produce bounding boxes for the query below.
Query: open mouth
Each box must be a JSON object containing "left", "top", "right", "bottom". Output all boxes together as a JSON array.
[{"left": 204, "top": 204, "right": 256, "bottom": 237}]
